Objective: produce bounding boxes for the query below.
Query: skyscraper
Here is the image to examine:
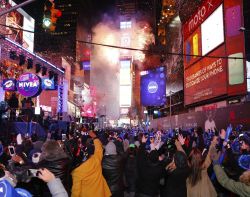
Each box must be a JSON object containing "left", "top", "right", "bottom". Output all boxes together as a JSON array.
[{"left": 35, "top": 0, "right": 79, "bottom": 59}]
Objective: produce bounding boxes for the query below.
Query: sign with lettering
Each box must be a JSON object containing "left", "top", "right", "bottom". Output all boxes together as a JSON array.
[
  {"left": 17, "top": 73, "right": 41, "bottom": 97},
  {"left": 183, "top": 0, "right": 223, "bottom": 40},
  {"left": 2, "top": 78, "right": 16, "bottom": 91},
  {"left": 184, "top": 46, "right": 227, "bottom": 105}
]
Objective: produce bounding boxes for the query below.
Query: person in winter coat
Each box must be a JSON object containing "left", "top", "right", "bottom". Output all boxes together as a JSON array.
[
  {"left": 71, "top": 131, "right": 111, "bottom": 197},
  {"left": 38, "top": 140, "right": 71, "bottom": 195},
  {"left": 38, "top": 168, "right": 68, "bottom": 197},
  {"left": 210, "top": 147, "right": 250, "bottom": 197},
  {"left": 102, "top": 141, "right": 125, "bottom": 197},
  {"left": 186, "top": 144, "right": 217, "bottom": 197},
  {"left": 135, "top": 135, "right": 165, "bottom": 197},
  {"left": 163, "top": 151, "right": 190, "bottom": 197},
  {"left": 124, "top": 145, "right": 137, "bottom": 197}
]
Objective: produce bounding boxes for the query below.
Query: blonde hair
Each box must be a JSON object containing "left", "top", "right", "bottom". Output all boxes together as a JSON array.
[{"left": 239, "top": 170, "right": 250, "bottom": 186}]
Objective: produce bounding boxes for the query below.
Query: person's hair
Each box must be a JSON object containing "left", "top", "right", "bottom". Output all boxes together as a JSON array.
[
  {"left": 31, "top": 133, "right": 38, "bottom": 142},
  {"left": 41, "top": 140, "right": 66, "bottom": 160},
  {"left": 23, "top": 139, "right": 33, "bottom": 155},
  {"left": 188, "top": 148, "right": 204, "bottom": 187},
  {"left": 127, "top": 146, "right": 136, "bottom": 157},
  {"left": 149, "top": 150, "right": 159, "bottom": 163},
  {"left": 239, "top": 171, "right": 250, "bottom": 186},
  {"left": 174, "top": 151, "right": 188, "bottom": 169}
]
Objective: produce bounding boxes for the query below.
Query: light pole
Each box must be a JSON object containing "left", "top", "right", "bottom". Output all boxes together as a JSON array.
[{"left": 169, "top": 91, "right": 174, "bottom": 131}]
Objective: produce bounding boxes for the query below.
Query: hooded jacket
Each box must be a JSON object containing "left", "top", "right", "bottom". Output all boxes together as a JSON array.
[
  {"left": 136, "top": 143, "right": 165, "bottom": 196},
  {"left": 71, "top": 139, "right": 111, "bottom": 197}
]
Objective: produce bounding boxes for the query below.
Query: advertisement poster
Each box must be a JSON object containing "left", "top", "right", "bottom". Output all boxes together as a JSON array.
[
  {"left": 183, "top": 0, "right": 246, "bottom": 105},
  {"left": 140, "top": 67, "right": 166, "bottom": 106},
  {"left": 184, "top": 46, "right": 227, "bottom": 105},
  {"left": 151, "top": 103, "right": 250, "bottom": 131},
  {"left": 6, "top": 10, "right": 23, "bottom": 45}
]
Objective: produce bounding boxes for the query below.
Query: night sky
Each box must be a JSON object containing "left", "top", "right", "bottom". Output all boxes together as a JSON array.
[{"left": 13, "top": 0, "right": 116, "bottom": 24}]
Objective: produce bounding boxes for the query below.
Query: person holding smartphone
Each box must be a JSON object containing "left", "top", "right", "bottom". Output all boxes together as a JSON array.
[
  {"left": 71, "top": 130, "right": 111, "bottom": 197},
  {"left": 38, "top": 168, "right": 68, "bottom": 197}
]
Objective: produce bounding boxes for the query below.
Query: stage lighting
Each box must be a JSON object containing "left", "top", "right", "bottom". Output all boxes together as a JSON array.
[
  {"left": 19, "top": 54, "right": 26, "bottom": 66},
  {"left": 35, "top": 63, "right": 42, "bottom": 73},
  {"left": 42, "top": 66, "right": 47, "bottom": 76},
  {"left": 27, "top": 58, "right": 33, "bottom": 69},
  {"left": 9, "top": 51, "right": 17, "bottom": 60}
]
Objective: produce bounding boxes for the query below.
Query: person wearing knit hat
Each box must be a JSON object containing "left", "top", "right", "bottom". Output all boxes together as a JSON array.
[
  {"left": 102, "top": 141, "right": 124, "bottom": 197},
  {"left": 105, "top": 141, "right": 117, "bottom": 155}
]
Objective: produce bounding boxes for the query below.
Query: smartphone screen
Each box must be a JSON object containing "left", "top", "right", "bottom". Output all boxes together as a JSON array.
[
  {"left": 8, "top": 146, "right": 15, "bottom": 156},
  {"left": 62, "top": 134, "right": 66, "bottom": 141}
]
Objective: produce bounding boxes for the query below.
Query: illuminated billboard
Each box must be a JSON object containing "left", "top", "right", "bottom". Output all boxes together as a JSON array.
[
  {"left": 2, "top": 78, "right": 16, "bottom": 91},
  {"left": 81, "top": 61, "right": 91, "bottom": 70},
  {"left": 183, "top": 0, "right": 246, "bottom": 105},
  {"left": 42, "top": 78, "right": 56, "bottom": 90},
  {"left": 7, "top": 0, "right": 35, "bottom": 52},
  {"left": 201, "top": 5, "right": 224, "bottom": 56},
  {"left": 140, "top": 67, "right": 166, "bottom": 106},
  {"left": 120, "top": 60, "right": 131, "bottom": 107},
  {"left": 184, "top": 46, "right": 227, "bottom": 105}
]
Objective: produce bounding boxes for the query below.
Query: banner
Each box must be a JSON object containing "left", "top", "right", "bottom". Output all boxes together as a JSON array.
[
  {"left": 151, "top": 102, "right": 250, "bottom": 131},
  {"left": 184, "top": 46, "right": 227, "bottom": 105}
]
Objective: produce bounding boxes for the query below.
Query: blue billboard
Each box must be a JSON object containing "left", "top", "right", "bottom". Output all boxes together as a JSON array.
[
  {"left": 140, "top": 67, "right": 166, "bottom": 106},
  {"left": 2, "top": 78, "right": 16, "bottom": 91}
]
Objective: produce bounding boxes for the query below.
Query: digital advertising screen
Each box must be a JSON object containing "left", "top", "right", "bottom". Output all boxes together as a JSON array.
[
  {"left": 201, "top": 5, "right": 224, "bottom": 56},
  {"left": 7, "top": 0, "right": 35, "bottom": 52},
  {"left": 42, "top": 78, "right": 55, "bottom": 90},
  {"left": 184, "top": 46, "right": 227, "bottom": 105},
  {"left": 183, "top": 0, "right": 246, "bottom": 105},
  {"left": 2, "top": 78, "right": 16, "bottom": 91},
  {"left": 140, "top": 67, "right": 166, "bottom": 106},
  {"left": 81, "top": 61, "right": 91, "bottom": 71}
]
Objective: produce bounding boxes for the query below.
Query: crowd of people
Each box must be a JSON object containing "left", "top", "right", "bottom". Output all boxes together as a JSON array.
[{"left": 0, "top": 123, "right": 250, "bottom": 197}]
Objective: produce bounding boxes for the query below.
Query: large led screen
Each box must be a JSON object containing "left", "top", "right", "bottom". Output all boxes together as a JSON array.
[
  {"left": 201, "top": 5, "right": 224, "bottom": 56},
  {"left": 120, "top": 60, "right": 131, "bottom": 85},
  {"left": 120, "top": 85, "right": 131, "bottom": 107},
  {"left": 140, "top": 67, "right": 166, "bottom": 106},
  {"left": 184, "top": 46, "right": 227, "bottom": 105},
  {"left": 8, "top": 0, "right": 35, "bottom": 52}
]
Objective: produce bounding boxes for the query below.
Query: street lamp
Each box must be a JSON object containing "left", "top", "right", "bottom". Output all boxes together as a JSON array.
[{"left": 169, "top": 91, "right": 175, "bottom": 131}]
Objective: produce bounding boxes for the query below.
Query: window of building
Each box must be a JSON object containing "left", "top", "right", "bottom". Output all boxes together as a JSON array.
[{"left": 120, "top": 21, "right": 132, "bottom": 29}]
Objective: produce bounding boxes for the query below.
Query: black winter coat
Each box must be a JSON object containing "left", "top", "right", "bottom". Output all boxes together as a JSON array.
[
  {"left": 125, "top": 155, "right": 137, "bottom": 192},
  {"left": 163, "top": 167, "right": 190, "bottom": 197},
  {"left": 36, "top": 155, "right": 71, "bottom": 196},
  {"left": 102, "top": 155, "right": 124, "bottom": 193},
  {"left": 136, "top": 143, "right": 165, "bottom": 196}
]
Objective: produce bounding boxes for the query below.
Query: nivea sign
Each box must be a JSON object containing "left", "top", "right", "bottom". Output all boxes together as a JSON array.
[
  {"left": 148, "top": 81, "right": 158, "bottom": 94},
  {"left": 42, "top": 78, "right": 55, "bottom": 90},
  {"left": 140, "top": 67, "right": 166, "bottom": 106},
  {"left": 2, "top": 78, "right": 16, "bottom": 91},
  {"left": 17, "top": 73, "right": 41, "bottom": 97}
]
